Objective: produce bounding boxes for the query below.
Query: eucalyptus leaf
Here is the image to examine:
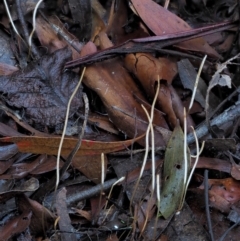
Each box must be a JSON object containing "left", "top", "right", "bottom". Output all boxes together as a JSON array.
[{"left": 159, "top": 124, "right": 190, "bottom": 219}]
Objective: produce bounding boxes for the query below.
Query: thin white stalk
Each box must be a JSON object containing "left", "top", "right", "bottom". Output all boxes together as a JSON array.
[
  {"left": 101, "top": 153, "right": 105, "bottom": 185},
  {"left": 188, "top": 55, "right": 207, "bottom": 111},
  {"left": 3, "top": 0, "right": 21, "bottom": 37},
  {"left": 142, "top": 105, "right": 155, "bottom": 191},
  {"left": 164, "top": 0, "right": 170, "bottom": 9},
  {"left": 183, "top": 107, "right": 188, "bottom": 188},
  {"left": 130, "top": 79, "right": 160, "bottom": 210},
  {"left": 156, "top": 174, "right": 160, "bottom": 208},
  {"left": 55, "top": 67, "right": 86, "bottom": 191},
  {"left": 28, "top": 0, "right": 44, "bottom": 48},
  {"left": 180, "top": 127, "right": 205, "bottom": 210},
  {"left": 104, "top": 176, "right": 125, "bottom": 212},
  {"left": 187, "top": 129, "right": 205, "bottom": 189}
]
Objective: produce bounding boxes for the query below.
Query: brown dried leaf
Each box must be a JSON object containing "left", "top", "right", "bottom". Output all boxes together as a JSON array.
[
  {"left": 17, "top": 194, "right": 55, "bottom": 235},
  {"left": 72, "top": 154, "right": 107, "bottom": 183},
  {"left": 130, "top": 0, "right": 220, "bottom": 57},
  {"left": 83, "top": 33, "right": 169, "bottom": 146},
  {"left": 106, "top": 0, "right": 148, "bottom": 44},
  {"left": 200, "top": 178, "right": 240, "bottom": 213},
  {"left": 0, "top": 62, "right": 18, "bottom": 75},
  {"left": 35, "top": 15, "right": 83, "bottom": 60},
  {"left": 0, "top": 135, "right": 141, "bottom": 157},
  {"left": 0, "top": 155, "right": 63, "bottom": 179},
  {"left": 0, "top": 211, "right": 32, "bottom": 241},
  {"left": 125, "top": 53, "right": 194, "bottom": 130}
]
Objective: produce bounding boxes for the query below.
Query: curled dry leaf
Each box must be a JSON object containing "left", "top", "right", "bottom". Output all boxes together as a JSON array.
[{"left": 0, "top": 47, "right": 83, "bottom": 127}]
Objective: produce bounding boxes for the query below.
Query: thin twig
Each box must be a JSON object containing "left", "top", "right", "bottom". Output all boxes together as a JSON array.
[
  {"left": 66, "top": 178, "right": 118, "bottom": 206},
  {"left": 187, "top": 101, "right": 240, "bottom": 144}
]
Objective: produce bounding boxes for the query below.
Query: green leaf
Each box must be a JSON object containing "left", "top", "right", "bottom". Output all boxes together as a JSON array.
[{"left": 159, "top": 123, "right": 190, "bottom": 219}]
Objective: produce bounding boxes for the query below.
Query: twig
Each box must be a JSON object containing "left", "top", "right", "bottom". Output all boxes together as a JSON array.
[
  {"left": 187, "top": 101, "right": 240, "bottom": 144},
  {"left": 55, "top": 67, "right": 86, "bottom": 191},
  {"left": 66, "top": 178, "right": 118, "bottom": 206},
  {"left": 108, "top": 146, "right": 165, "bottom": 156},
  {"left": 205, "top": 53, "right": 240, "bottom": 137},
  {"left": 218, "top": 219, "right": 240, "bottom": 241},
  {"left": 204, "top": 170, "right": 214, "bottom": 241}
]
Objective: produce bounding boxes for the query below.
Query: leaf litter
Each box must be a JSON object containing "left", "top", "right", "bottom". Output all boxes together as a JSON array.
[{"left": 0, "top": 0, "right": 240, "bottom": 240}]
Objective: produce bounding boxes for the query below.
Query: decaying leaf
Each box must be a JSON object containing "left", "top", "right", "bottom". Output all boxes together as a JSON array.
[
  {"left": 0, "top": 47, "right": 83, "bottom": 127},
  {"left": 0, "top": 135, "right": 142, "bottom": 157},
  {"left": 160, "top": 124, "right": 190, "bottom": 219},
  {"left": 200, "top": 178, "right": 240, "bottom": 213}
]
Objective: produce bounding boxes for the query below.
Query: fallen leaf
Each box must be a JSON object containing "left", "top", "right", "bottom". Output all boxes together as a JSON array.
[
  {"left": 72, "top": 154, "right": 107, "bottom": 183},
  {"left": 0, "top": 135, "right": 142, "bottom": 156},
  {"left": 130, "top": 0, "right": 220, "bottom": 57},
  {"left": 0, "top": 211, "right": 32, "bottom": 241},
  {"left": 0, "top": 47, "right": 83, "bottom": 127},
  {"left": 17, "top": 194, "right": 55, "bottom": 235},
  {"left": 0, "top": 177, "right": 39, "bottom": 203},
  {"left": 160, "top": 123, "right": 190, "bottom": 219},
  {"left": 35, "top": 15, "right": 83, "bottom": 60},
  {"left": 83, "top": 32, "right": 168, "bottom": 146}
]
